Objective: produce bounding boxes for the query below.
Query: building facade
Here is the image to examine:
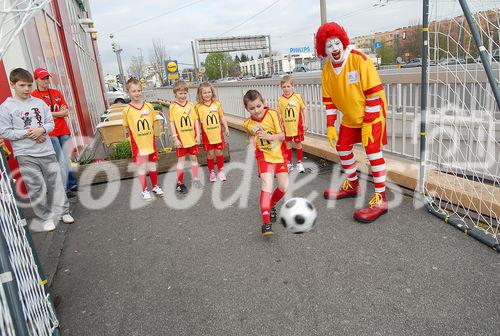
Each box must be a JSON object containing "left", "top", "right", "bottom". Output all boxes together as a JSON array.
[
  {"left": 239, "top": 52, "right": 317, "bottom": 76},
  {"left": 0, "top": 0, "right": 106, "bottom": 151}
]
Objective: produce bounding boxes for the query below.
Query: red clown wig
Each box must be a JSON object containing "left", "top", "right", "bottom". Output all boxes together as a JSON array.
[{"left": 315, "top": 22, "right": 350, "bottom": 57}]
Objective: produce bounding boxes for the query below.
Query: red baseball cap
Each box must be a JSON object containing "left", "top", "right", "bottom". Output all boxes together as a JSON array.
[{"left": 34, "top": 67, "right": 51, "bottom": 79}]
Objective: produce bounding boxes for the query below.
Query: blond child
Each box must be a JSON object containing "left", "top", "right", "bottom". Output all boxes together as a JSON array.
[
  {"left": 243, "top": 90, "right": 288, "bottom": 237},
  {"left": 277, "top": 75, "right": 307, "bottom": 173},
  {"left": 122, "top": 78, "right": 163, "bottom": 200},
  {"left": 195, "top": 82, "right": 229, "bottom": 182},
  {"left": 169, "top": 80, "right": 201, "bottom": 193}
]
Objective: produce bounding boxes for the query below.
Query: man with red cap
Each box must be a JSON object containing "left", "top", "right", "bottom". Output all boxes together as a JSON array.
[
  {"left": 31, "top": 67, "right": 77, "bottom": 193},
  {"left": 316, "top": 22, "right": 388, "bottom": 223}
]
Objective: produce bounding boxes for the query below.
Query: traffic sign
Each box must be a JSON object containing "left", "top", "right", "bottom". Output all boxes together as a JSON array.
[{"left": 374, "top": 42, "right": 382, "bottom": 49}]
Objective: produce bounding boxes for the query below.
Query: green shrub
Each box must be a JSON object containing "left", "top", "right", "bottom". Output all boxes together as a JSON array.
[
  {"left": 109, "top": 140, "right": 132, "bottom": 160},
  {"left": 76, "top": 149, "right": 95, "bottom": 165},
  {"left": 151, "top": 103, "right": 162, "bottom": 111}
]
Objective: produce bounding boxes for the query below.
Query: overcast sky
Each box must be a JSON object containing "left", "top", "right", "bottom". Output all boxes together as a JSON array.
[{"left": 88, "top": 0, "right": 497, "bottom": 75}]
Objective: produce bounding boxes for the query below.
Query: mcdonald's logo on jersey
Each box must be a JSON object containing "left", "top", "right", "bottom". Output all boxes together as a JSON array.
[
  {"left": 137, "top": 119, "right": 151, "bottom": 132},
  {"left": 285, "top": 107, "right": 295, "bottom": 119},
  {"left": 180, "top": 115, "right": 192, "bottom": 128},
  {"left": 206, "top": 114, "right": 219, "bottom": 126}
]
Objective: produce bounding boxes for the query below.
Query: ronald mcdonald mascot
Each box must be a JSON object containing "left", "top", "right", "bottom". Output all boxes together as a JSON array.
[{"left": 317, "top": 22, "right": 388, "bottom": 223}]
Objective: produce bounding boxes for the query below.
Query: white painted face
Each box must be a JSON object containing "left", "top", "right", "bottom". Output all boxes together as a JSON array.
[{"left": 325, "top": 37, "right": 345, "bottom": 64}]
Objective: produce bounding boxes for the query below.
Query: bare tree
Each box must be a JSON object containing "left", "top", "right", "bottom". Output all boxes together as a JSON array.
[
  {"left": 128, "top": 55, "right": 144, "bottom": 80},
  {"left": 150, "top": 38, "right": 168, "bottom": 86}
]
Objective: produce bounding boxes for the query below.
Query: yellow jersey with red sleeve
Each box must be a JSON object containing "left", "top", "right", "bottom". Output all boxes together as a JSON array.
[
  {"left": 243, "top": 107, "right": 287, "bottom": 164},
  {"left": 122, "top": 102, "right": 157, "bottom": 156},
  {"left": 195, "top": 101, "right": 224, "bottom": 145},
  {"left": 278, "top": 93, "right": 305, "bottom": 137},
  {"left": 169, "top": 101, "right": 198, "bottom": 148},
  {"left": 321, "top": 46, "right": 387, "bottom": 128}
]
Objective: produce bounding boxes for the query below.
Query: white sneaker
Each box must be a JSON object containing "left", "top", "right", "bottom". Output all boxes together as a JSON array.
[
  {"left": 218, "top": 170, "right": 227, "bottom": 181},
  {"left": 61, "top": 214, "right": 74, "bottom": 224},
  {"left": 142, "top": 189, "right": 152, "bottom": 201},
  {"left": 296, "top": 162, "right": 305, "bottom": 173},
  {"left": 151, "top": 185, "right": 164, "bottom": 196},
  {"left": 30, "top": 219, "right": 56, "bottom": 232},
  {"left": 287, "top": 163, "right": 294, "bottom": 172}
]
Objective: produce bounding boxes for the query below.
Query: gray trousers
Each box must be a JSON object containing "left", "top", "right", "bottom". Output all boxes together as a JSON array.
[{"left": 16, "top": 155, "right": 70, "bottom": 221}]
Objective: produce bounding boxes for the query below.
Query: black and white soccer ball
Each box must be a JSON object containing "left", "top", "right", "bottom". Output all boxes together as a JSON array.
[{"left": 279, "top": 197, "right": 317, "bottom": 234}]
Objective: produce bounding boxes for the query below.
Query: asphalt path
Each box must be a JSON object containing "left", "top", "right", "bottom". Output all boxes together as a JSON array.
[{"left": 52, "top": 130, "right": 500, "bottom": 336}]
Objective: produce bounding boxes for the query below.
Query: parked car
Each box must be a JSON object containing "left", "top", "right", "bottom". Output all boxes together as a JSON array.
[
  {"left": 271, "top": 71, "right": 286, "bottom": 78},
  {"left": 438, "top": 58, "right": 465, "bottom": 65},
  {"left": 105, "top": 83, "right": 130, "bottom": 105},
  {"left": 216, "top": 77, "right": 239, "bottom": 83},
  {"left": 241, "top": 74, "right": 255, "bottom": 81},
  {"left": 292, "top": 65, "right": 308, "bottom": 73},
  {"left": 475, "top": 49, "right": 500, "bottom": 63},
  {"left": 401, "top": 58, "right": 422, "bottom": 68}
]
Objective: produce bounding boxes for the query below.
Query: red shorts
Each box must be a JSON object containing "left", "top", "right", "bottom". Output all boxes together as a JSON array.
[
  {"left": 203, "top": 142, "right": 225, "bottom": 151},
  {"left": 285, "top": 134, "right": 304, "bottom": 143},
  {"left": 130, "top": 135, "right": 158, "bottom": 164},
  {"left": 176, "top": 145, "right": 200, "bottom": 157},
  {"left": 134, "top": 152, "right": 159, "bottom": 164},
  {"left": 257, "top": 161, "right": 288, "bottom": 176},
  {"left": 337, "top": 122, "right": 387, "bottom": 148}
]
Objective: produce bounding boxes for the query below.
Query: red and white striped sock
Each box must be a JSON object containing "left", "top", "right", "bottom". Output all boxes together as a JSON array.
[
  {"left": 366, "top": 148, "right": 386, "bottom": 193},
  {"left": 336, "top": 145, "right": 358, "bottom": 182}
]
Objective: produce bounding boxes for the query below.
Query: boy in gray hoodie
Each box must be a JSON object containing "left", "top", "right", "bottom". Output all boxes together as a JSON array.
[{"left": 0, "top": 68, "right": 74, "bottom": 232}]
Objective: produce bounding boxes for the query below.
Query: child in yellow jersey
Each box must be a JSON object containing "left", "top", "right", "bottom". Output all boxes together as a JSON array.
[
  {"left": 169, "top": 80, "right": 201, "bottom": 193},
  {"left": 195, "top": 82, "right": 229, "bottom": 183},
  {"left": 243, "top": 90, "right": 288, "bottom": 237},
  {"left": 122, "top": 78, "right": 163, "bottom": 201},
  {"left": 278, "top": 75, "right": 308, "bottom": 173}
]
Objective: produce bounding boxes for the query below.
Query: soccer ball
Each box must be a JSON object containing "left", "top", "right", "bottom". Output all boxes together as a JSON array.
[{"left": 279, "top": 197, "right": 317, "bottom": 234}]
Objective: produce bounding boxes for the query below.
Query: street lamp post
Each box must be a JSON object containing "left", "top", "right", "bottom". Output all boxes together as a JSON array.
[
  {"left": 137, "top": 47, "right": 143, "bottom": 80},
  {"left": 110, "top": 34, "right": 125, "bottom": 88},
  {"left": 320, "top": 0, "right": 327, "bottom": 24}
]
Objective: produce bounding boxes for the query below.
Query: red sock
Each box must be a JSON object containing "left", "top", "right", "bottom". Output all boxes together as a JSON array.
[
  {"left": 176, "top": 168, "right": 184, "bottom": 184},
  {"left": 192, "top": 164, "right": 199, "bottom": 179},
  {"left": 296, "top": 148, "right": 303, "bottom": 163},
  {"left": 260, "top": 190, "right": 271, "bottom": 223},
  {"left": 207, "top": 158, "right": 215, "bottom": 172},
  {"left": 216, "top": 155, "right": 224, "bottom": 171},
  {"left": 287, "top": 148, "right": 293, "bottom": 164},
  {"left": 138, "top": 173, "right": 147, "bottom": 191},
  {"left": 149, "top": 170, "right": 158, "bottom": 187},
  {"left": 270, "top": 187, "right": 285, "bottom": 208}
]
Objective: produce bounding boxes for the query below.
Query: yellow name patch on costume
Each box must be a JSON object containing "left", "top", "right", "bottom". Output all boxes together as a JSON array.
[{"left": 348, "top": 70, "right": 359, "bottom": 84}]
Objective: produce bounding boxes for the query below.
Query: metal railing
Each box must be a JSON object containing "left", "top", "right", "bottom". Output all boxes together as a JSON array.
[
  {"left": 0, "top": 151, "right": 60, "bottom": 335},
  {"left": 143, "top": 69, "right": 499, "bottom": 178}
]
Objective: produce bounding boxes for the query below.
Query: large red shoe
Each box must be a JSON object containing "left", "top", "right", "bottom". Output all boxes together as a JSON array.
[
  {"left": 323, "top": 180, "right": 360, "bottom": 200},
  {"left": 353, "top": 192, "right": 388, "bottom": 223}
]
